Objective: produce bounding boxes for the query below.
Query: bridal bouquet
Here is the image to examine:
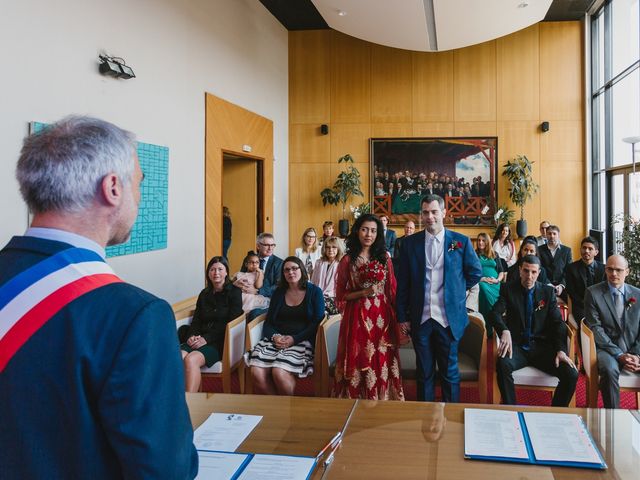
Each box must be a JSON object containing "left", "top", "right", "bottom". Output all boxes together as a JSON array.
[{"left": 360, "top": 260, "right": 386, "bottom": 288}]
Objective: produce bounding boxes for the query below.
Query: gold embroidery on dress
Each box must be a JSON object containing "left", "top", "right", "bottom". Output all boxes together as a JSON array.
[
  {"left": 378, "top": 342, "right": 388, "bottom": 354},
  {"left": 365, "top": 340, "right": 375, "bottom": 360},
  {"left": 364, "top": 318, "right": 373, "bottom": 332},
  {"left": 364, "top": 298, "right": 372, "bottom": 310},
  {"left": 380, "top": 363, "right": 389, "bottom": 382},
  {"left": 366, "top": 369, "right": 377, "bottom": 390},
  {"left": 374, "top": 297, "right": 381, "bottom": 308},
  {"left": 350, "top": 368, "right": 361, "bottom": 388},
  {"left": 376, "top": 315, "right": 384, "bottom": 329},
  {"left": 391, "top": 357, "right": 400, "bottom": 378}
]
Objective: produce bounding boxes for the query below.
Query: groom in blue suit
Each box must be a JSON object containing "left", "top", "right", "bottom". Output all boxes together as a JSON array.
[{"left": 397, "top": 195, "right": 482, "bottom": 401}]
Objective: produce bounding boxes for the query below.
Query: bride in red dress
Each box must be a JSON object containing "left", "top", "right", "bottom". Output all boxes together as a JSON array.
[{"left": 332, "top": 214, "right": 405, "bottom": 400}]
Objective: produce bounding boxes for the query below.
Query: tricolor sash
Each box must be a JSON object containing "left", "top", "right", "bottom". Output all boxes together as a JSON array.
[{"left": 0, "top": 247, "right": 122, "bottom": 373}]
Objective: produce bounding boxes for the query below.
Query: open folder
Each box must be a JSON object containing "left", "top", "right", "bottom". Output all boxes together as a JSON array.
[{"left": 464, "top": 408, "right": 607, "bottom": 470}]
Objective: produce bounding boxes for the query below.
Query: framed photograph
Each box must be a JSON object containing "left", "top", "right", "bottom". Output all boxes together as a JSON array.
[{"left": 370, "top": 137, "right": 498, "bottom": 227}]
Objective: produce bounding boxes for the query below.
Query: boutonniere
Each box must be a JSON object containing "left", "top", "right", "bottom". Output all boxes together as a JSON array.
[
  {"left": 627, "top": 297, "right": 637, "bottom": 309},
  {"left": 448, "top": 241, "right": 463, "bottom": 252},
  {"left": 535, "top": 300, "right": 546, "bottom": 312}
]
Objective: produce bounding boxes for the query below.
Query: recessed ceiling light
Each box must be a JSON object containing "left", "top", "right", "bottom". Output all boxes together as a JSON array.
[
  {"left": 337, "top": 10, "right": 347, "bottom": 16},
  {"left": 518, "top": 1, "right": 529, "bottom": 7}
]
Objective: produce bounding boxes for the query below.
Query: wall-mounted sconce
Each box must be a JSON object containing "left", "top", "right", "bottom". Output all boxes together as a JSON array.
[
  {"left": 540, "top": 121, "right": 550, "bottom": 133},
  {"left": 98, "top": 54, "right": 135, "bottom": 79},
  {"left": 320, "top": 124, "right": 329, "bottom": 135}
]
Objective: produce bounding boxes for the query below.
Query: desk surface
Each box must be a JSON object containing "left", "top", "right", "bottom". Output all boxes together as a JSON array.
[{"left": 187, "top": 393, "right": 640, "bottom": 479}]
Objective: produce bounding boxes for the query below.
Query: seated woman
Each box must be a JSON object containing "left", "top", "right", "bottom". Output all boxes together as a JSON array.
[
  {"left": 246, "top": 256, "right": 325, "bottom": 395},
  {"left": 506, "top": 237, "right": 550, "bottom": 284},
  {"left": 492, "top": 223, "right": 516, "bottom": 269},
  {"left": 475, "top": 232, "right": 505, "bottom": 336},
  {"left": 232, "top": 251, "right": 270, "bottom": 312},
  {"left": 310, "top": 236, "right": 345, "bottom": 315},
  {"left": 295, "top": 227, "right": 321, "bottom": 276},
  {"left": 181, "top": 256, "right": 243, "bottom": 392}
]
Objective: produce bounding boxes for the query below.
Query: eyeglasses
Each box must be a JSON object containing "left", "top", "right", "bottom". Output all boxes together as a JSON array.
[
  {"left": 305, "top": 235, "right": 316, "bottom": 239},
  {"left": 283, "top": 266, "right": 300, "bottom": 273},
  {"left": 605, "top": 267, "right": 626, "bottom": 274},
  {"left": 259, "top": 242, "right": 276, "bottom": 248}
]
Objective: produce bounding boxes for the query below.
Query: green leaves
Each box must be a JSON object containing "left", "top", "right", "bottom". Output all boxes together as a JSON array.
[
  {"left": 320, "top": 154, "right": 364, "bottom": 219},
  {"left": 613, "top": 214, "right": 640, "bottom": 287},
  {"left": 502, "top": 154, "right": 539, "bottom": 220}
]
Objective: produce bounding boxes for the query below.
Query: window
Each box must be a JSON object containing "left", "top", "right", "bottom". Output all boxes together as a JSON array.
[{"left": 590, "top": 0, "right": 640, "bottom": 254}]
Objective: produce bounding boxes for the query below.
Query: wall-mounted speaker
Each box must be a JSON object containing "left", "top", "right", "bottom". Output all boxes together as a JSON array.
[
  {"left": 320, "top": 124, "right": 329, "bottom": 135},
  {"left": 541, "top": 121, "right": 550, "bottom": 132}
]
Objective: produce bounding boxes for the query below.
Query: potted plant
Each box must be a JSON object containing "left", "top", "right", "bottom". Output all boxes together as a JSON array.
[
  {"left": 320, "top": 154, "right": 364, "bottom": 237},
  {"left": 493, "top": 204, "right": 515, "bottom": 235},
  {"left": 501, "top": 154, "right": 539, "bottom": 238},
  {"left": 613, "top": 214, "right": 640, "bottom": 287}
]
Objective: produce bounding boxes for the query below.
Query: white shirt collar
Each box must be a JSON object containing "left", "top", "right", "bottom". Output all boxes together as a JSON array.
[
  {"left": 25, "top": 227, "right": 106, "bottom": 259},
  {"left": 425, "top": 228, "right": 445, "bottom": 244}
]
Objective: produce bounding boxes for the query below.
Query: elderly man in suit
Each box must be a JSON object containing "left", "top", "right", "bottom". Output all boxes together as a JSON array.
[
  {"left": 0, "top": 116, "right": 197, "bottom": 478},
  {"left": 538, "top": 224, "right": 572, "bottom": 300},
  {"left": 536, "top": 220, "right": 550, "bottom": 246},
  {"left": 397, "top": 195, "right": 482, "bottom": 402},
  {"left": 492, "top": 255, "right": 578, "bottom": 406},
  {"left": 244, "top": 232, "right": 283, "bottom": 320},
  {"left": 585, "top": 254, "right": 640, "bottom": 408},
  {"left": 565, "top": 236, "right": 605, "bottom": 323},
  {"left": 392, "top": 220, "right": 415, "bottom": 270}
]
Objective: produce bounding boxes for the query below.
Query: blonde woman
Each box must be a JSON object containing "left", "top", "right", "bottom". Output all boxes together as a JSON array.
[
  {"left": 310, "top": 236, "right": 345, "bottom": 315},
  {"left": 294, "top": 227, "right": 321, "bottom": 276}
]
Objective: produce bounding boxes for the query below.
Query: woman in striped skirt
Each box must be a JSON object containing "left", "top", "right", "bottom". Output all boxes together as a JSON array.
[{"left": 246, "top": 256, "right": 325, "bottom": 395}]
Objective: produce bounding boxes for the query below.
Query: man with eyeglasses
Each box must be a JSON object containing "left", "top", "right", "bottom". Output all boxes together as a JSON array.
[
  {"left": 248, "top": 233, "right": 283, "bottom": 320},
  {"left": 585, "top": 254, "right": 640, "bottom": 408},
  {"left": 536, "top": 221, "right": 550, "bottom": 246}
]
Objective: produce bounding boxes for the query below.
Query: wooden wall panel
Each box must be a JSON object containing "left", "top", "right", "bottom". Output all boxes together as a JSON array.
[
  {"left": 540, "top": 22, "right": 583, "bottom": 121},
  {"left": 331, "top": 32, "right": 371, "bottom": 124},
  {"left": 289, "top": 164, "right": 332, "bottom": 250},
  {"left": 205, "top": 93, "right": 273, "bottom": 265},
  {"left": 288, "top": 22, "right": 585, "bottom": 248},
  {"left": 289, "top": 124, "right": 330, "bottom": 163},
  {"left": 412, "top": 50, "right": 454, "bottom": 122},
  {"left": 330, "top": 124, "right": 371, "bottom": 163},
  {"left": 497, "top": 25, "right": 540, "bottom": 121},
  {"left": 454, "top": 41, "right": 497, "bottom": 122},
  {"left": 371, "top": 45, "right": 413, "bottom": 123},
  {"left": 289, "top": 30, "right": 331, "bottom": 124}
]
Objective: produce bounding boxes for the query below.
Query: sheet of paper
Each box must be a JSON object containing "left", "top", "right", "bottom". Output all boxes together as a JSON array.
[
  {"left": 194, "top": 413, "right": 262, "bottom": 452},
  {"left": 464, "top": 408, "right": 528, "bottom": 459},
  {"left": 195, "top": 451, "right": 251, "bottom": 480},
  {"left": 523, "top": 412, "right": 602, "bottom": 464},
  {"left": 236, "top": 454, "right": 316, "bottom": 480}
]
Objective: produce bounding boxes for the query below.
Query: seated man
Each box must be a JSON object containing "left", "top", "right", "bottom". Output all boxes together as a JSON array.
[
  {"left": 246, "top": 232, "right": 283, "bottom": 320},
  {"left": 536, "top": 220, "right": 550, "bottom": 246},
  {"left": 565, "top": 236, "right": 605, "bottom": 323},
  {"left": 491, "top": 255, "right": 578, "bottom": 406},
  {"left": 538, "top": 224, "right": 572, "bottom": 300},
  {"left": 585, "top": 254, "right": 640, "bottom": 408}
]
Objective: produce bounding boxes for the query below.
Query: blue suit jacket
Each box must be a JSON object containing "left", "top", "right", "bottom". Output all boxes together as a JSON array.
[
  {"left": 258, "top": 254, "right": 284, "bottom": 298},
  {"left": 0, "top": 236, "right": 197, "bottom": 479},
  {"left": 396, "top": 229, "right": 482, "bottom": 340}
]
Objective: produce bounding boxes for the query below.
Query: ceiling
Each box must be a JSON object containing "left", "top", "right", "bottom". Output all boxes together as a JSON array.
[{"left": 259, "top": 0, "right": 592, "bottom": 51}]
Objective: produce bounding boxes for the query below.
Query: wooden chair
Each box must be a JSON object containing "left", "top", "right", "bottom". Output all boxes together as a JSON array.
[
  {"left": 397, "top": 313, "right": 488, "bottom": 403},
  {"left": 316, "top": 314, "right": 342, "bottom": 397},
  {"left": 492, "top": 322, "right": 576, "bottom": 407},
  {"left": 580, "top": 320, "right": 640, "bottom": 408},
  {"left": 173, "top": 305, "right": 246, "bottom": 393},
  {"left": 244, "top": 313, "right": 267, "bottom": 394}
]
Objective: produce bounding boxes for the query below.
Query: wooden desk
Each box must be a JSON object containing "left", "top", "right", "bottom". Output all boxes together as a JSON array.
[{"left": 187, "top": 394, "right": 640, "bottom": 479}]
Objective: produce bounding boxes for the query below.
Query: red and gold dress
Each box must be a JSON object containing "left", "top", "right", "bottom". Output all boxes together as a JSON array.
[{"left": 332, "top": 255, "right": 405, "bottom": 400}]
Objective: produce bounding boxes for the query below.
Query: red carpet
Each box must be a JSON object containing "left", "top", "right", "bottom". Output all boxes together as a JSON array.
[{"left": 202, "top": 342, "right": 638, "bottom": 408}]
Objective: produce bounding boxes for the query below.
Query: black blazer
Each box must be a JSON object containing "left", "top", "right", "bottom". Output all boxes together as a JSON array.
[
  {"left": 565, "top": 259, "right": 605, "bottom": 321},
  {"left": 538, "top": 244, "right": 572, "bottom": 286},
  {"left": 491, "top": 281, "right": 567, "bottom": 353},
  {"left": 506, "top": 259, "right": 550, "bottom": 285},
  {"left": 384, "top": 229, "right": 397, "bottom": 254}
]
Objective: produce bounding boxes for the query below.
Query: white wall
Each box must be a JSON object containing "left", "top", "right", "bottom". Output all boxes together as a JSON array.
[{"left": 0, "top": 0, "right": 289, "bottom": 303}]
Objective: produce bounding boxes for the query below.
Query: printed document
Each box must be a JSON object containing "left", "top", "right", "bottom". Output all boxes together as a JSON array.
[
  {"left": 464, "top": 408, "right": 528, "bottom": 459},
  {"left": 195, "top": 451, "right": 250, "bottom": 480},
  {"left": 194, "top": 413, "right": 262, "bottom": 452},
  {"left": 236, "top": 454, "right": 316, "bottom": 480}
]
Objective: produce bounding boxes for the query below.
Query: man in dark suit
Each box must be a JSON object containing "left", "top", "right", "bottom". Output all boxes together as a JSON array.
[
  {"left": 565, "top": 236, "right": 605, "bottom": 323},
  {"left": 380, "top": 214, "right": 397, "bottom": 255},
  {"left": 492, "top": 255, "right": 578, "bottom": 406},
  {"left": 538, "top": 224, "right": 572, "bottom": 299},
  {"left": 585, "top": 254, "right": 640, "bottom": 408},
  {"left": 392, "top": 220, "right": 415, "bottom": 271},
  {"left": 246, "top": 232, "right": 284, "bottom": 320},
  {"left": 397, "top": 195, "right": 482, "bottom": 402},
  {"left": 0, "top": 116, "right": 197, "bottom": 479}
]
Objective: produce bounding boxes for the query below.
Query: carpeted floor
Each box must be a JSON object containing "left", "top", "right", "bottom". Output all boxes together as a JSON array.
[{"left": 202, "top": 342, "right": 638, "bottom": 409}]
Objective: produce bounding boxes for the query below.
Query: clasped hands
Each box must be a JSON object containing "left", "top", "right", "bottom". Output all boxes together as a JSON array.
[
  {"left": 363, "top": 283, "right": 383, "bottom": 298},
  {"left": 233, "top": 277, "right": 258, "bottom": 294},
  {"left": 497, "top": 330, "right": 577, "bottom": 370},
  {"left": 187, "top": 335, "right": 207, "bottom": 349},
  {"left": 618, "top": 353, "right": 640, "bottom": 372},
  {"left": 272, "top": 334, "right": 294, "bottom": 350}
]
